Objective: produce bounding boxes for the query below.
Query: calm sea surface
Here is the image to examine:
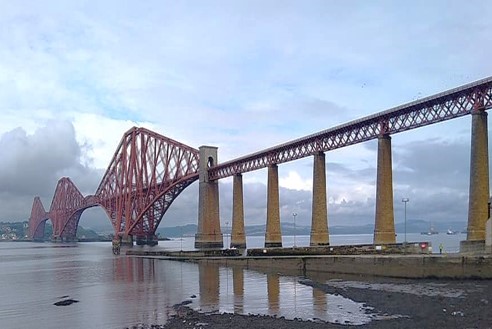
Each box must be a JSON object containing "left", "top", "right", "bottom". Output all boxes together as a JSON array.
[{"left": 0, "top": 233, "right": 463, "bottom": 328}]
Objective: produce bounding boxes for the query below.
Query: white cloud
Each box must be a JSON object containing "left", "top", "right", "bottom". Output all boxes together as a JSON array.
[
  {"left": 71, "top": 112, "right": 152, "bottom": 169},
  {"left": 0, "top": 121, "right": 101, "bottom": 218},
  {"left": 279, "top": 171, "right": 312, "bottom": 191},
  {"left": 0, "top": 0, "right": 490, "bottom": 232}
]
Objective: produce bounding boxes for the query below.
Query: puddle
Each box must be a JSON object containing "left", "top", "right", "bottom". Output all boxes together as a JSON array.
[{"left": 315, "top": 293, "right": 377, "bottom": 325}]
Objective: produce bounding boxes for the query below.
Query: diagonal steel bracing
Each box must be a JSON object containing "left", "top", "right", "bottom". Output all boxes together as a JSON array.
[
  {"left": 95, "top": 127, "right": 199, "bottom": 240},
  {"left": 27, "top": 196, "right": 49, "bottom": 240},
  {"left": 209, "top": 76, "right": 492, "bottom": 180},
  {"left": 27, "top": 127, "right": 200, "bottom": 241},
  {"left": 49, "top": 177, "right": 91, "bottom": 239},
  {"left": 27, "top": 77, "right": 492, "bottom": 242}
]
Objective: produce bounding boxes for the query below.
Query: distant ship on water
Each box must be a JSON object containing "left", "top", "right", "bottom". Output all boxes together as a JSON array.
[
  {"left": 446, "top": 228, "right": 458, "bottom": 235},
  {"left": 421, "top": 222, "right": 439, "bottom": 235}
]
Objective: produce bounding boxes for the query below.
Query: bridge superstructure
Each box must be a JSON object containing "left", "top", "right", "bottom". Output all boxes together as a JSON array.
[
  {"left": 195, "top": 76, "right": 492, "bottom": 250},
  {"left": 28, "top": 77, "right": 492, "bottom": 252},
  {"left": 210, "top": 77, "right": 492, "bottom": 179},
  {"left": 28, "top": 127, "right": 199, "bottom": 245}
]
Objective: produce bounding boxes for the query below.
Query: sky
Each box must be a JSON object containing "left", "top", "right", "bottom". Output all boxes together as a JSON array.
[{"left": 0, "top": 0, "right": 491, "bottom": 232}]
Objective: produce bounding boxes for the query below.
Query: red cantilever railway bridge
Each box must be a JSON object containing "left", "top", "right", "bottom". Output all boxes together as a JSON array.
[
  {"left": 28, "top": 129, "right": 200, "bottom": 245},
  {"left": 28, "top": 77, "right": 492, "bottom": 245}
]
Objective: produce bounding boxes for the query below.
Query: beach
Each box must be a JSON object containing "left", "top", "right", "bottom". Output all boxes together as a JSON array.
[{"left": 136, "top": 274, "right": 492, "bottom": 329}]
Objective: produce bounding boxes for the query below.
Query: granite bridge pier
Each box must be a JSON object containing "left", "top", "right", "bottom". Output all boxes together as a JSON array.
[{"left": 28, "top": 77, "right": 492, "bottom": 259}]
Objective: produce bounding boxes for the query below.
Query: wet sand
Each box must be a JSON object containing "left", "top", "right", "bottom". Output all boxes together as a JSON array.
[{"left": 129, "top": 275, "right": 492, "bottom": 329}]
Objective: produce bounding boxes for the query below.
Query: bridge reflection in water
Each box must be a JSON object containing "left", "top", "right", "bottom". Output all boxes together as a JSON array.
[
  {"left": 194, "top": 262, "right": 375, "bottom": 325},
  {"left": 0, "top": 242, "right": 382, "bottom": 328},
  {"left": 107, "top": 259, "right": 374, "bottom": 325}
]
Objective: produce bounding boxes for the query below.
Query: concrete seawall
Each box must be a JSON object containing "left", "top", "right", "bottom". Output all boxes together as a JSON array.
[{"left": 127, "top": 250, "right": 492, "bottom": 279}]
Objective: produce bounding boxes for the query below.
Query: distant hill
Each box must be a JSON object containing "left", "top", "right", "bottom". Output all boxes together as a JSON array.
[
  {"left": 156, "top": 224, "right": 199, "bottom": 238},
  {"left": 0, "top": 221, "right": 107, "bottom": 241},
  {"left": 156, "top": 219, "right": 468, "bottom": 237},
  {"left": 3, "top": 219, "right": 467, "bottom": 241},
  {"left": 158, "top": 223, "right": 365, "bottom": 237}
]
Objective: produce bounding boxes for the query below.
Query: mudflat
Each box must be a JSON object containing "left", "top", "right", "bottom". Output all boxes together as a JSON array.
[{"left": 130, "top": 274, "right": 492, "bottom": 329}]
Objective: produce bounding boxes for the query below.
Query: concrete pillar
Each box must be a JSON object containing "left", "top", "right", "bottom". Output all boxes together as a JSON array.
[
  {"left": 467, "top": 109, "right": 489, "bottom": 241},
  {"left": 487, "top": 200, "right": 492, "bottom": 253},
  {"left": 265, "top": 164, "right": 282, "bottom": 247},
  {"left": 486, "top": 218, "right": 491, "bottom": 253},
  {"left": 310, "top": 152, "right": 330, "bottom": 246},
  {"left": 374, "top": 134, "right": 396, "bottom": 244},
  {"left": 195, "top": 146, "right": 223, "bottom": 249},
  {"left": 231, "top": 174, "right": 247, "bottom": 248}
]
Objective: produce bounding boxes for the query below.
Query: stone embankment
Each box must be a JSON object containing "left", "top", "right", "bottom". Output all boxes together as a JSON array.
[{"left": 127, "top": 243, "right": 492, "bottom": 279}]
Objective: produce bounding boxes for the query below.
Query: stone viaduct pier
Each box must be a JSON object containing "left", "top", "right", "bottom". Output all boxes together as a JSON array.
[
  {"left": 194, "top": 77, "right": 492, "bottom": 253},
  {"left": 28, "top": 77, "right": 492, "bottom": 254}
]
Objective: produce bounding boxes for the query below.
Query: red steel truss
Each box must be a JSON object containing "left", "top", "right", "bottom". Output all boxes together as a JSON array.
[
  {"left": 95, "top": 127, "right": 199, "bottom": 242},
  {"left": 28, "top": 177, "right": 99, "bottom": 241},
  {"left": 27, "top": 127, "right": 199, "bottom": 242},
  {"left": 27, "top": 77, "right": 492, "bottom": 242},
  {"left": 27, "top": 196, "right": 49, "bottom": 240},
  {"left": 50, "top": 177, "right": 99, "bottom": 240},
  {"left": 209, "top": 76, "right": 492, "bottom": 180}
]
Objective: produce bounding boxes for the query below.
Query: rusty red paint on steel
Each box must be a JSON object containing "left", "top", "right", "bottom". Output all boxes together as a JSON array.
[
  {"left": 27, "top": 127, "right": 200, "bottom": 241},
  {"left": 48, "top": 177, "right": 93, "bottom": 239},
  {"left": 27, "top": 196, "right": 48, "bottom": 240},
  {"left": 28, "top": 77, "right": 492, "bottom": 240},
  {"left": 209, "top": 76, "right": 492, "bottom": 180}
]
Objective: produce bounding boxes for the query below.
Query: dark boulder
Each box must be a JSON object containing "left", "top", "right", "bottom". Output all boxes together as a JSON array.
[{"left": 54, "top": 298, "right": 79, "bottom": 306}]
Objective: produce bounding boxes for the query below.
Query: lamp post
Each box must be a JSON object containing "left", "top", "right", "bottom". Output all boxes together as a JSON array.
[
  {"left": 402, "top": 198, "right": 409, "bottom": 250},
  {"left": 292, "top": 212, "right": 297, "bottom": 247}
]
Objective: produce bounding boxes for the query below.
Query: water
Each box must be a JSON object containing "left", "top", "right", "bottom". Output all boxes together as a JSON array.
[
  {"left": 166, "top": 232, "right": 464, "bottom": 253},
  {"left": 0, "top": 233, "right": 464, "bottom": 328},
  {"left": 0, "top": 241, "right": 379, "bottom": 328}
]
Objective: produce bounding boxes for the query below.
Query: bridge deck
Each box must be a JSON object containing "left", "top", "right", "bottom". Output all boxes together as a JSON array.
[{"left": 210, "top": 76, "right": 492, "bottom": 180}]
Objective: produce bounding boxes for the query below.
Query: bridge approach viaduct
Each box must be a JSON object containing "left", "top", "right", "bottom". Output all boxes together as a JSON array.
[{"left": 28, "top": 77, "right": 492, "bottom": 252}]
